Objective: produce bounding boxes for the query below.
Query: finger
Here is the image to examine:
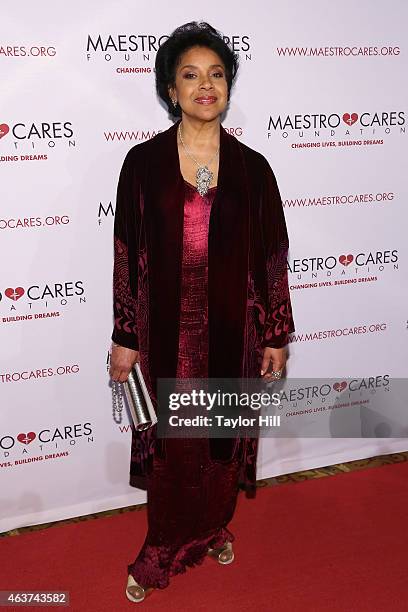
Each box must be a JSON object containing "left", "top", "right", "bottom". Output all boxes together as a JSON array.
[
  {"left": 109, "top": 367, "right": 120, "bottom": 381},
  {"left": 270, "top": 360, "right": 285, "bottom": 373},
  {"left": 264, "top": 357, "right": 286, "bottom": 380},
  {"left": 268, "top": 364, "right": 286, "bottom": 381},
  {"left": 270, "top": 352, "right": 286, "bottom": 370},
  {"left": 110, "top": 367, "right": 130, "bottom": 383},
  {"left": 260, "top": 353, "right": 271, "bottom": 376}
]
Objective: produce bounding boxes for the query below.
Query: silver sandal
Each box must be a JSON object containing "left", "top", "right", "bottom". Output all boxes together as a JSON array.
[
  {"left": 207, "top": 541, "right": 235, "bottom": 565},
  {"left": 125, "top": 574, "right": 154, "bottom": 603}
]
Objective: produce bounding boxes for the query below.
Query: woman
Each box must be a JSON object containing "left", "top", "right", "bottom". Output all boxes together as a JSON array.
[{"left": 109, "top": 21, "right": 294, "bottom": 603}]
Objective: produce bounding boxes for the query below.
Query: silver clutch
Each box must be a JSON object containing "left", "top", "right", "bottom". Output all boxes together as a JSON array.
[{"left": 112, "top": 362, "right": 157, "bottom": 431}]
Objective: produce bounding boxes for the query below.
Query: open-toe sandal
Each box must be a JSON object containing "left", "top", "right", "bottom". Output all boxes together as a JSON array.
[
  {"left": 125, "top": 574, "right": 155, "bottom": 603},
  {"left": 207, "top": 541, "right": 235, "bottom": 565}
]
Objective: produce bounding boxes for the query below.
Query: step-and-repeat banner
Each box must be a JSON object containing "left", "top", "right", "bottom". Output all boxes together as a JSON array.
[{"left": 1, "top": 1, "right": 407, "bottom": 532}]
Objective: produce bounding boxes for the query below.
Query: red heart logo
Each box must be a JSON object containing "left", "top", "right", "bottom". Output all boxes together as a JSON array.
[
  {"left": 342, "top": 113, "right": 358, "bottom": 126},
  {"left": 333, "top": 381, "right": 347, "bottom": 392},
  {"left": 5, "top": 287, "right": 25, "bottom": 301},
  {"left": 17, "top": 432, "right": 36, "bottom": 445},
  {"left": 339, "top": 254, "right": 354, "bottom": 266},
  {"left": 0, "top": 123, "right": 10, "bottom": 139}
]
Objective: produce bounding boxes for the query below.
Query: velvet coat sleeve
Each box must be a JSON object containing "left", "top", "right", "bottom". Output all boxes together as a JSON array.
[
  {"left": 111, "top": 150, "right": 140, "bottom": 351},
  {"left": 258, "top": 156, "right": 295, "bottom": 349}
]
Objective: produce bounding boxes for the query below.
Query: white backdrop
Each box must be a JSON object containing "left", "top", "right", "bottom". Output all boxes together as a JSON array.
[{"left": 1, "top": 0, "right": 407, "bottom": 533}]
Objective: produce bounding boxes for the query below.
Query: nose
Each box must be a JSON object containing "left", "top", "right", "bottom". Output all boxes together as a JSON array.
[{"left": 199, "top": 76, "right": 213, "bottom": 90}]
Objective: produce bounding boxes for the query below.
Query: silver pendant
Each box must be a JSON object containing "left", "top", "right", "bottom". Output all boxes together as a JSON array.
[{"left": 196, "top": 165, "right": 213, "bottom": 196}]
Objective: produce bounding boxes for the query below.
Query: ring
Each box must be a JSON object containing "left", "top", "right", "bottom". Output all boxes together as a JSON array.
[{"left": 271, "top": 370, "right": 283, "bottom": 379}]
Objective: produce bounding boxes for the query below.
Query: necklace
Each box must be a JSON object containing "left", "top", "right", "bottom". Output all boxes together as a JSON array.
[{"left": 178, "top": 123, "right": 219, "bottom": 196}]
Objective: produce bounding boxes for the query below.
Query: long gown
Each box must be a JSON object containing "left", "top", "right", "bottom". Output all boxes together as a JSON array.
[{"left": 127, "top": 180, "right": 243, "bottom": 589}]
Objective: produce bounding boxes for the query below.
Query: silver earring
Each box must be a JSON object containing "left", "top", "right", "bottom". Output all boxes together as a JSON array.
[{"left": 172, "top": 99, "right": 177, "bottom": 108}]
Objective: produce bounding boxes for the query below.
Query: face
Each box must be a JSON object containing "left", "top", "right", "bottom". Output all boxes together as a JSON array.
[{"left": 169, "top": 45, "right": 228, "bottom": 121}]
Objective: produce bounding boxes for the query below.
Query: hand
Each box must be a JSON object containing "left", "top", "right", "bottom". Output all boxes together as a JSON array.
[
  {"left": 109, "top": 344, "right": 140, "bottom": 382},
  {"left": 260, "top": 347, "right": 287, "bottom": 380}
]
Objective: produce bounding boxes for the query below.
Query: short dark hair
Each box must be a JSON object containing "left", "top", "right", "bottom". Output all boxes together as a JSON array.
[{"left": 155, "top": 21, "right": 239, "bottom": 117}]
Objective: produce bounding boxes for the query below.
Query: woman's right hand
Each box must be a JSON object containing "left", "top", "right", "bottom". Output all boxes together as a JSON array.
[{"left": 109, "top": 344, "right": 140, "bottom": 382}]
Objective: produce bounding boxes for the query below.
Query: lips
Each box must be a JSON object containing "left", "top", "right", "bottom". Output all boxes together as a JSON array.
[{"left": 195, "top": 96, "right": 217, "bottom": 105}]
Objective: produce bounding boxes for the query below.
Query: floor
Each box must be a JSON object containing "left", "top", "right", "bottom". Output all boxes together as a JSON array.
[{"left": 2, "top": 450, "right": 407, "bottom": 538}]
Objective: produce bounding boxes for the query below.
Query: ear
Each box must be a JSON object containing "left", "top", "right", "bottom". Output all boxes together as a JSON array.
[{"left": 168, "top": 85, "right": 176, "bottom": 104}]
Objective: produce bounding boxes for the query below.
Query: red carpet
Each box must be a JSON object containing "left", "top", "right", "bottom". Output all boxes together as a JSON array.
[{"left": 1, "top": 461, "right": 408, "bottom": 611}]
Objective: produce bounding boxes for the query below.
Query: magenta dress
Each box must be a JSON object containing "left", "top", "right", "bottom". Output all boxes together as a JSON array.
[{"left": 127, "top": 181, "right": 242, "bottom": 589}]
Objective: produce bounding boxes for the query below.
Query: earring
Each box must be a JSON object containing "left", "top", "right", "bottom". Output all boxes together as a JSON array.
[{"left": 172, "top": 98, "right": 177, "bottom": 108}]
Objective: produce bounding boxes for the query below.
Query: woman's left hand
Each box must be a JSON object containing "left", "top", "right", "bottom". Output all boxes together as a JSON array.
[{"left": 260, "top": 347, "right": 287, "bottom": 380}]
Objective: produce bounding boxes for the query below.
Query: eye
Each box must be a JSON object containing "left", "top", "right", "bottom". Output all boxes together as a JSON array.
[
  {"left": 212, "top": 72, "right": 224, "bottom": 78},
  {"left": 183, "top": 72, "right": 196, "bottom": 79}
]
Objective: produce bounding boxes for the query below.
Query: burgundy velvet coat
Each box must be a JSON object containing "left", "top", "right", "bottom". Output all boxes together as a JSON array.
[{"left": 111, "top": 119, "right": 295, "bottom": 498}]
